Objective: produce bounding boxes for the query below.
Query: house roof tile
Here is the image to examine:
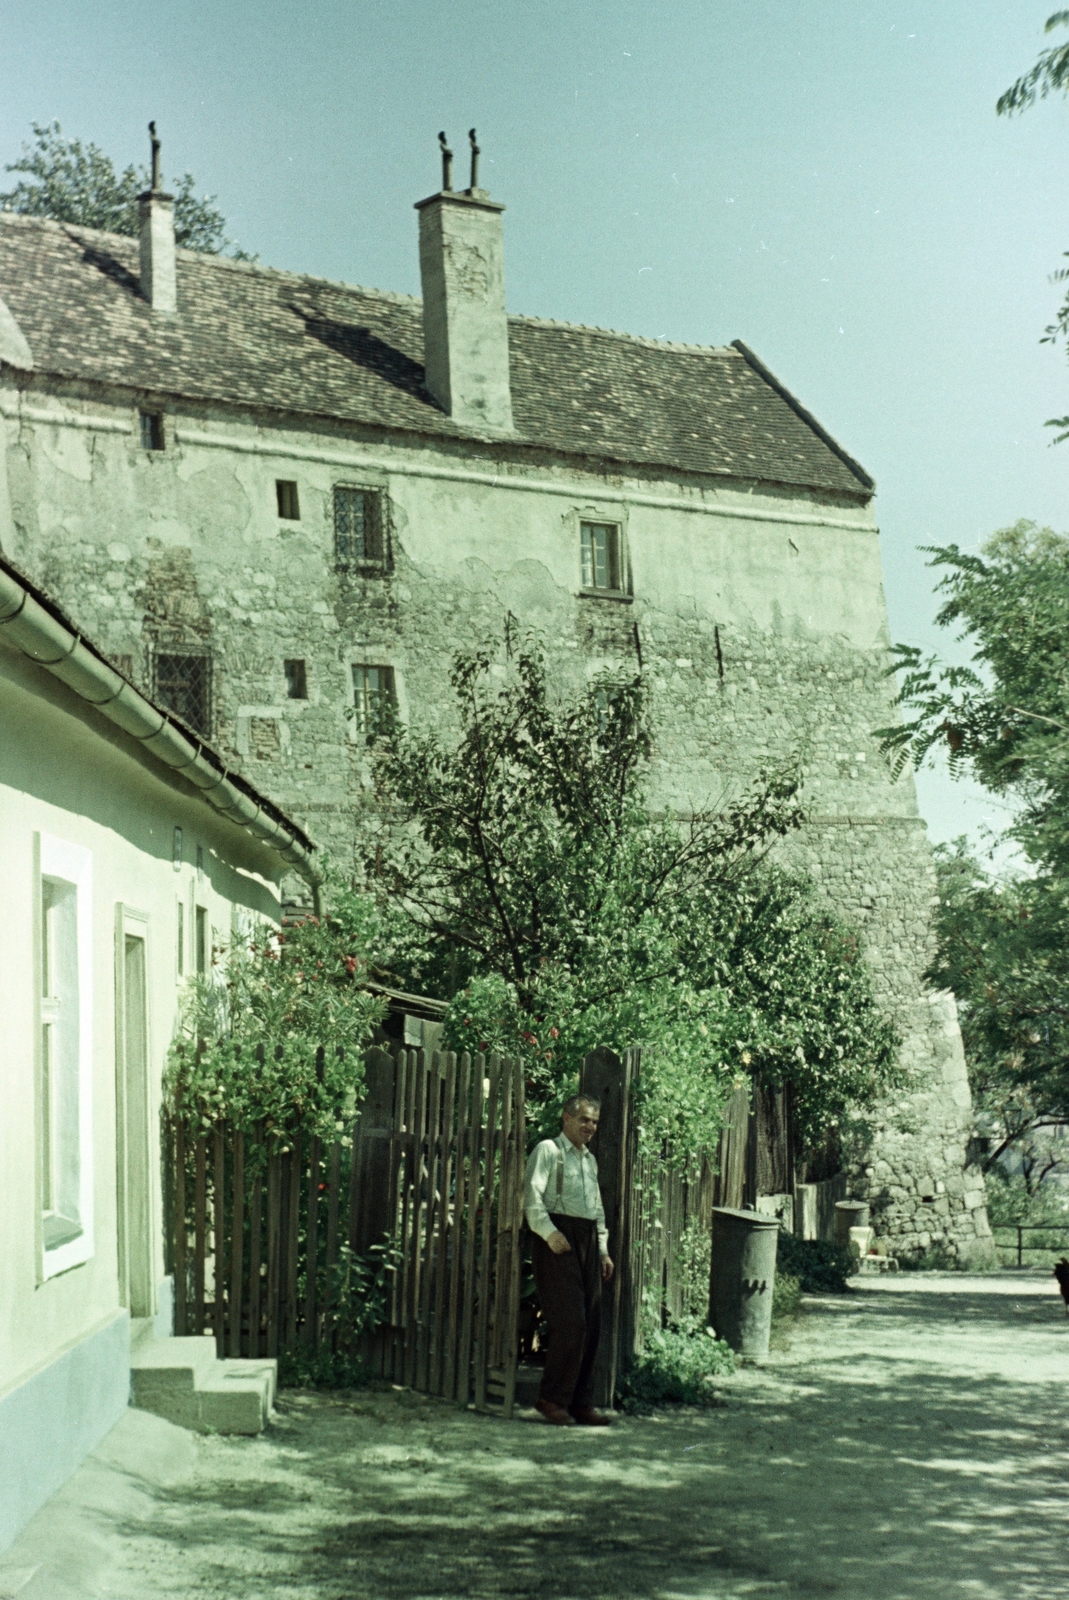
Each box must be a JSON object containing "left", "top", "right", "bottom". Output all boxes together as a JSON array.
[{"left": 0, "top": 212, "right": 873, "bottom": 498}]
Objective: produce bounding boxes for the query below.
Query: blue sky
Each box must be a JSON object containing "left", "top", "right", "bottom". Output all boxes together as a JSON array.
[{"left": 1, "top": 0, "right": 1064, "bottom": 851}]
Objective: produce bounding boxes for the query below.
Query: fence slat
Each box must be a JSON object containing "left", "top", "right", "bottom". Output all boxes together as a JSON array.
[
  {"left": 248, "top": 1166, "right": 263, "bottom": 1358},
  {"left": 266, "top": 1151, "right": 281, "bottom": 1358},
  {"left": 416, "top": 1052, "right": 443, "bottom": 1393},
  {"left": 193, "top": 1137, "right": 207, "bottom": 1337},
  {"left": 432, "top": 1052, "right": 457, "bottom": 1396},
  {"left": 174, "top": 1116, "right": 187, "bottom": 1336},
  {"left": 285, "top": 1133, "right": 302, "bottom": 1349},
  {"left": 474, "top": 1054, "right": 501, "bottom": 1411},
  {"left": 404, "top": 1052, "right": 430, "bottom": 1390},
  {"left": 229, "top": 1129, "right": 245, "bottom": 1357},
  {"left": 304, "top": 1135, "right": 321, "bottom": 1346},
  {"left": 213, "top": 1124, "right": 226, "bottom": 1355},
  {"left": 442, "top": 1051, "right": 470, "bottom": 1401},
  {"left": 322, "top": 1140, "right": 341, "bottom": 1353}
]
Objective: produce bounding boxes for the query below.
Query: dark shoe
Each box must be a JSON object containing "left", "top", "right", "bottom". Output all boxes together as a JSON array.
[
  {"left": 569, "top": 1405, "right": 612, "bottom": 1426},
  {"left": 536, "top": 1399, "right": 576, "bottom": 1426}
]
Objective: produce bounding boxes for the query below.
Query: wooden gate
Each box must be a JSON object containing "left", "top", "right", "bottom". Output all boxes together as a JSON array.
[{"left": 166, "top": 1045, "right": 526, "bottom": 1415}]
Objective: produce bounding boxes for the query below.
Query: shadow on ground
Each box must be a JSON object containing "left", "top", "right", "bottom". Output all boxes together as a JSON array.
[{"left": 9, "top": 1274, "right": 1069, "bottom": 1600}]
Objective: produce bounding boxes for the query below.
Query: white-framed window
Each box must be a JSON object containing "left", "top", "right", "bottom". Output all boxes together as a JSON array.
[{"left": 38, "top": 834, "right": 94, "bottom": 1279}]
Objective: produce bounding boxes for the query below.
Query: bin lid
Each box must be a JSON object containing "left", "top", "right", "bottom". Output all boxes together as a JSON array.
[{"left": 711, "top": 1207, "right": 780, "bottom": 1227}]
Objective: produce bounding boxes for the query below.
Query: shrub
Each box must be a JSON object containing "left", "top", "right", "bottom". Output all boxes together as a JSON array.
[
  {"left": 772, "top": 1271, "right": 802, "bottom": 1321},
  {"left": 774, "top": 1231, "right": 852, "bottom": 1294},
  {"left": 278, "top": 1345, "right": 374, "bottom": 1390},
  {"left": 617, "top": 1325, "right": 736, "bottom": 1411}
]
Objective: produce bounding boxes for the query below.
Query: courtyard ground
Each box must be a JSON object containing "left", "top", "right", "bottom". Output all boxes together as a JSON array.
[{"left": 3, "top": 1270, "right": 1068, "bottom": 1600}]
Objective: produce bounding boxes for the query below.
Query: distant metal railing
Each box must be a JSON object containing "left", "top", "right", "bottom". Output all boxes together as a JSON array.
[{"left": 992, "top": 1222, "right": 1069, "bottom": 1266}]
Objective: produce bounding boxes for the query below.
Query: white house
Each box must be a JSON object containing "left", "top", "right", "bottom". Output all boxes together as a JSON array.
[{"left": 0, "top": 537, "right": 317, "bottom": 1553}]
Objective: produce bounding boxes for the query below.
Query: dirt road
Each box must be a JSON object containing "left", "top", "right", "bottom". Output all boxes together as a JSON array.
[{"left": 4, "top": 1271, "right": 1068, "bottom": 1600}]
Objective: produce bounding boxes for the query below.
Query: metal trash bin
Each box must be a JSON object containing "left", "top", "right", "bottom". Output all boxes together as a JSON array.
[{"left": 708, "top": 1207, "right": 780, "bottom": 1361}]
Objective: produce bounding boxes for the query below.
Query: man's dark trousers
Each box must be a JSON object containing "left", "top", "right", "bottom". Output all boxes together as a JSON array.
[{"left": 531, "top": 1212, "right": 602, "bottom": 1409}]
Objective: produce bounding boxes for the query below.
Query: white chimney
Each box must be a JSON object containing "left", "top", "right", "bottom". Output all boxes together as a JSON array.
[
  {"left": 138, "top": 122, "right": 177, "bottom": 315},
  {"left": 415, "top": 131, "right": 513, "bottom": 433}
]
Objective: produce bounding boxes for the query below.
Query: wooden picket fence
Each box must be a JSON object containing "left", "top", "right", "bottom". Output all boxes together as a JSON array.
[{"left": 166, "top": 1043, "right": 526, "bottom": 1415}]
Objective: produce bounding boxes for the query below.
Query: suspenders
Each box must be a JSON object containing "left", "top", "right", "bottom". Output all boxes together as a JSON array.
[{"left": 555, "top": 1147, "right": 564, "bottom": 1205}]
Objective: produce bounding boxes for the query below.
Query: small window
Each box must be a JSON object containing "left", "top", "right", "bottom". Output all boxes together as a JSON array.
[
  {"left": 334, "top": 487, "right": 386, "bottom": 569},
  {"left": 352, "top": 664, "right": 395, "bottom": 735},
  {"left": 140, "top": 411, "right": 165, "bottom": 451},
  {"left": 155, "top": 652, "right": 211, "bottom": 736},
  {"left": 284, "top": 658, "right": 307, "bottom": 699},
  {"left": 177, "top": 900, "right": 185, "bottom": 977},
  {"left": 195, "top": 907, "right": 209, "bottom": 975},
  {"left": 276, "top": 480, "right": 300, "bottom": 520},
  {"left": 581, "top": 521, "right": 623, "bottom": 592}
]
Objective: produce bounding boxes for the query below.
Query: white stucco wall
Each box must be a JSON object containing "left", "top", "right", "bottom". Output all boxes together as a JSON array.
[{"left": 0, "top": 633, "right": 284, "bottom": 1551}]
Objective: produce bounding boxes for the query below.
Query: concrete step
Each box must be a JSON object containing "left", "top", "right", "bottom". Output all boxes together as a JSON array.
[{"left": 130, "top": 1330, "right": 276, "bottom": 1435}]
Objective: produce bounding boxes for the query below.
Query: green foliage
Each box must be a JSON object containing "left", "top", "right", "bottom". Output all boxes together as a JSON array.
[
  {"left": 774, "top": 1231, "right": 852, "bottom": 1294},
  {"left": 279, "top": 1239, "right": 395, "bottom": 1388},
  {"left": 983, "top": 1165, "right": 1069, "bottom": 1228},
  {"left": 997, "top": 11, "right": 1069, "bottom": 115},
  {"left": 279, "top": 1345, "right": 374, "bottom": 1390},
  {"left": 371, "top": 641, "right": 899, "bottom": 1154},
  {"left": 1, "top": 121, "right": 251, "bottom": 256},
  {"left": 877, "top": 527, "right": 1069, "bottom": 1158},
  {"left": 616, "top": 1324, "right": 736, "bottom": 1411},
  {"left": 771, "top": 1272, "right": 803, "bottom": 1322},
  {"left": 164, "top": 897, "right": 387, "bottom": 1151}
]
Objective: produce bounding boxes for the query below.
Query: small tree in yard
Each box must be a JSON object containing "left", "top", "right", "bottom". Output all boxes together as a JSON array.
[{"left": 366, "top": 642, "right": 900, "bottom": 1155}]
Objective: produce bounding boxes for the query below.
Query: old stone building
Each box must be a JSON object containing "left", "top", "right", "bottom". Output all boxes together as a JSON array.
[{"left": 0, "top": 144, "right": 993, "bottom": 1261}]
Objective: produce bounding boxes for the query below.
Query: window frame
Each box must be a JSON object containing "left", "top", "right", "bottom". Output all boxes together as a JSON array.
[
  {"left": 351, "top": 663, "right": 396, "bottom": 736},
  {"left": 139, "top": 411, "right": 165, "bottom": 452},
  {"left": 276, "top": 479, "right": 301, "bottom": 521},
  {"left": 36, "top": 833, "right": 94, "bottom": 1281},
  {"left": 579, "top": 518, "right": 630, "bottom": 598},
  {"left": 153, "top": 649, "right": 212, "bottom": 738},
  {"left": 333, "top": 484, "right": 389, "bottom": 573}
]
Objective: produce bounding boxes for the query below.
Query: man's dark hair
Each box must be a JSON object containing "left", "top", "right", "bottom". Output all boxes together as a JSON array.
[{"left": 562, "top": 1093, "right": 601, "bottom": 1118}]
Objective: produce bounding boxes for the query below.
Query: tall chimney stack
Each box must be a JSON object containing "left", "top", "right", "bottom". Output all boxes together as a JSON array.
[
  {"left": 138, "top": 123, "right": 177, "bottom": 315},
  {"left": 415, "top": 130, "right": 513, "bottom": 432}
]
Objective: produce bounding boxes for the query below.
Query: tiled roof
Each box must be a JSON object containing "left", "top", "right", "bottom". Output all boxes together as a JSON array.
[{"left": 0, "top": 212, "right": 872, "bottom": 498}]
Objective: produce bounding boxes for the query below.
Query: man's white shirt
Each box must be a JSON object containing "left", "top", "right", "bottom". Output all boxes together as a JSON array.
[{"left": 524, "top": 1131, "right": 608, "bottom": 1255}]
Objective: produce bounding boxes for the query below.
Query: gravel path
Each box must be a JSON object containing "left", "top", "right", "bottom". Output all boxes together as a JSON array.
[{"left": 5, "top": 1271, "right": 1068, "bottom": 1600}]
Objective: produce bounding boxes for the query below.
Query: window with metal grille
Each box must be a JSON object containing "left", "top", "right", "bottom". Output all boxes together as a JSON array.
[
  {"left": 334, "top": 487, "right": 385, "bottom": 569},
  {"left": 284, "top": 658, "right": 307, "bottom": 699},
  {"left": 276, "top": 480, "right": 300, "bottom": 520},
  {"left": 352, "top": 664, "right": 395, "bottom": 735},
  {"left": 580, "top": 521, "right": 623, "bottom": 592},
  {"left": 140, "top": 411, "right": 164, "bottom": 451},
  {"left": 155, "top": 652, "right": 211, "bottom": 736}
]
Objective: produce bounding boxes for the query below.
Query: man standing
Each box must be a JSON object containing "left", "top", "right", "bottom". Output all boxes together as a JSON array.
[{"left": 524, "top": 1094, "right": 615, "bottom": 1426}]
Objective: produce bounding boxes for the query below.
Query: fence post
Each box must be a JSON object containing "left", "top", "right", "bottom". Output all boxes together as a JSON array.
[
  {"left": 1018, "top": 1225, "right": 1023, "bottom": 1268},
  {"left": 581, "top": 1046, "right": 634, "bottom": 1410}
]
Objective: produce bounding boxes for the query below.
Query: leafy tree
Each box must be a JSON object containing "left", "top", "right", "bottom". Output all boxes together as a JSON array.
[
  {"left": 998, "top": 13, "right": 1069, "bottom": 439},
  {"left": 0, "top": 121, "right": 250, "bottom": 257},
  {"left": 878, "top": 524, "right": 1069, "bottom": 1166},
  {"left": 366, "top": 641, "right": 899, "bottom": 1155}
]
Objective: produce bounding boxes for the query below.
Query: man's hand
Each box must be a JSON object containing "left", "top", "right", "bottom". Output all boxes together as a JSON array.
[
  {"left": 547, "top": 1230, "right": 572, "bottom": 1255},
  {"left": 601, "top": 1254, "right": 615, "bottom": 1282}
]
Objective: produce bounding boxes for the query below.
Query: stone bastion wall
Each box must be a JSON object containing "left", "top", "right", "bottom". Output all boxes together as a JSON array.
[{"left": 1, "top": 387, "right": 994, "bottom": 1262}]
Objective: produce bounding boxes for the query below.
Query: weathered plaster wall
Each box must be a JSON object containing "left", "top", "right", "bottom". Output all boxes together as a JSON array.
[{"left": 0, "top": 381, "right": 994, "bottom": 1261}]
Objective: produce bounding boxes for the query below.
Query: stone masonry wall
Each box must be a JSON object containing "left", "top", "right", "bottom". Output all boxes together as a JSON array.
[{"left": 0, "top": 379, "right": 994, "bottom": 1262}]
